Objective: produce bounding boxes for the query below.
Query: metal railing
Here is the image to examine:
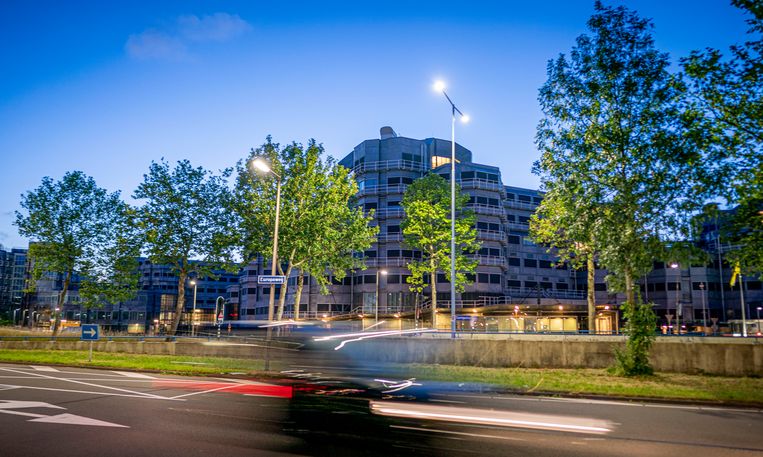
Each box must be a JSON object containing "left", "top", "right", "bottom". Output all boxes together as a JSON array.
[
  {"left": 352, "top": 160, "right": 426, "bottom": 175},
  {"left": 505, "top": 286, "right": 586, "bottom": 300},
  {"left": 458, "top": 178, "right": 505, "bottom": 193},
  {"left": 504, "top": 200, "right": 538, "bottom": 211},
  {"left": 370, "top": 207, "right": 405, "bottom": 219},
  {"left": 476, "top": 230, "right": 506, "bottom": 242},
  {"left": 357, "top": 184, "right": 408, "bottom": 196},
  {"left": 466, "top": 203, "right": 506, "bottom": 218},
  {"left": 376, "top": 233, "right": 404, "bottom": 243}
]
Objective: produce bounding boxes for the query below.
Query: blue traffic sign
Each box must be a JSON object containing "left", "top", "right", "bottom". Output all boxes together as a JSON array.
[{"left": 81, "top": 324, "right": 100, "bottom": 341}]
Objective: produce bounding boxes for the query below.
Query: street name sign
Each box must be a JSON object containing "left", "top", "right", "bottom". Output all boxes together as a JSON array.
[
  {"left": 258, "top": 275, "right": 286, "bottom": 285},
  {"left": 81, "top": 324, "right": 99, "bottom": 341}
]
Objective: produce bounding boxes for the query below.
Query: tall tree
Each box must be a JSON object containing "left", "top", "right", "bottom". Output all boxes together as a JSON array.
[
  {"left": 683, "top": 0, "right": 763, "bottom": 277},
  {"left": 133, "top": 160, "right": 237, "bottom": 335},
  {"left": 535, "top": 3, "right": 707, "bottom": 372},
  {"left": 15, "top": 171, "right": 139, "bottom": 333},
  {"left": 230, "top": 138, "right": 377, "bottom": 320},
  {"left": 401, "top": 173, "right": 480, "bottom": 325},
  {"left": 529, "top": 182, "right": 601, "bottom": 332}
]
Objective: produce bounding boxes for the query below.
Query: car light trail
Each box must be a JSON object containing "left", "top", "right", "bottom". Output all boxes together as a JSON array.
[{"left": 370, "top": 401, "right": 613, "bottom": 434}]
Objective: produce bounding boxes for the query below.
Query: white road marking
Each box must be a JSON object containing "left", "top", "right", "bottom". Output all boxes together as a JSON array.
[
  {"left": 1, "top": 383, "right": 183, "bottom": 400},
  {"left": 0, "top": 366, "right": 168, "bottom": 400},
  {"left": 30, "top": 366, "right": 59, "bottom": 372},
  {"left": 0, "top": 400, "right": 127, "bottom": 427},
  {"left": 390, "top": 425, "right": 528, "bottom": 441},
  {"left": 29, "top": 413, "right": 128, "bottom": 427},
  {"left": 111, "top": 371, "right": 155, "bottom": 379},
  {"left": 169, "top": 385, "right": 243, "bottom": 399}
]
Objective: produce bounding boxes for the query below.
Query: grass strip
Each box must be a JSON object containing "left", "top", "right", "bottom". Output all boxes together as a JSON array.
[
  {"left": 401, "top": 364, "right": 763, "bottom": 406},
  {"left": 0, "top": 349, "right": 270, "bottom": 374}
]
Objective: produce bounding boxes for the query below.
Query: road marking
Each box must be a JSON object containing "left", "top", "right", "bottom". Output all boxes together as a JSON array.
[
  {"left": 0, "top": 400, "right": 127, "bottom": 427},
  {"left": 0, "top": 366, "right": 169, "bottom": 400},
  {"left": 29, "top": 413, "right": 128, "bottom": 427},
  {"left": 112, "top": 371, "right": 155, "bottom": 379},
  {"left": 390, "top": 425, "right": 527, "bottom": 441},
  {"left": 30, "top": 366, "right": 59, "bottom": 372},
  {"left": 2, "top": 383, "right": 183, "bottom": 400}
]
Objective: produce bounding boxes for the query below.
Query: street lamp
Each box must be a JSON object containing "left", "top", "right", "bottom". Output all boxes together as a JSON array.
[
  {"left": 189, "top": 279, "right": 197, "bottom": 336},
  {"left": 375, "top": 269, "right": 388, "bottom": 324},
  {"left": 670, "top": 262, "right": 680, "bottom": 335},
  {"left": 757, "top": 306, "right": 761, "bottom": 321},
  {"left": 251, "top": 157, "right": 282, "bottom": 324},
  {"left": 433, "top": 79, "right": 469, "bottom": 339}
]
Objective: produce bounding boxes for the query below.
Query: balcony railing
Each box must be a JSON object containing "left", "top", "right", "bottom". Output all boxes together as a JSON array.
[
  {"left": 458, "top": 178, "right": 505, "bottom": 193},
  {"left": 506, "top": 286, "right": 586, "bottom": 301},
  {"left": 376, "top": 233, "right": 404, "bottom": 243},
  {"left": 471, "top": 255, "right": 507, "bottom": 267},
  {"left": 357, "top": 184, "right": 408, "bottom": 196},
  {"left": 476, "top": 230, "right": 506, "bottom": 242},
  {"left": 352, "top": 160, "right": 426, "bottom": 175},
  {"left": 466, "top": 203, "right": 506, "bottom": 218},
  {"left": 366, "top": 257, "right": 420, "bottom": 268},
  {"left": 370, "top": 207, "right": 405, "bottom": 219},
  {"left": 506, "top": 222, "right": 530, "bottom": 231},
  {"left": 504, "top": 200, "right": 538, "bottom": 211}
]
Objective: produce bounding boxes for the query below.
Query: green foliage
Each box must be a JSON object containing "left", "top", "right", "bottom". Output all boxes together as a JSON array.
[
  {"left": 612, "top": 301, "right": 658, "bottom": 376},
  {"left": 401, "top": 174, "right": 480, "bottom": 313},
  {"left": 14, "top": 171, "right": 139, "bottom": 333},
  {"left": 133, "top": 160, "right": 237, "bottom": 334},
  {"left": 229, "top": 137, "right": 377, "bottom": 319},
  {"left": 682, "top": 0, "right": 763, "bottom": 278},
  {"left": 535, "top": 2, "right": 708, "bottom": 304}
]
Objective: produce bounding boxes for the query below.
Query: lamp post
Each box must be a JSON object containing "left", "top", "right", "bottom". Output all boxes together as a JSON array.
[
  {"left": 670, "top": 262, "right": 680, "bottom": 335},
  {"left": 375, "top": 269, "right": 388, "bottom": 325},
  {"left": 699, "top": 282, "right": 707, "bottom": 333},
  {"left": 189, "top": 279, "right": 197, "bottom": 336},
  {"left": 757, "top": 306, "right": 761, "bottom": 321},
  {"left": 433, "top": 80, "right": 469, "bottom": 339},
  {"left": 215, "top": 296, "right": 225, "bottom": 340},
  {"left": 251, "top": 158, "right": 282, "bottom": 325}
]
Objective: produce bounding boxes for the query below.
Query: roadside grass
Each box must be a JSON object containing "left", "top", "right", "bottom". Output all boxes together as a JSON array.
[
  {"left": 0, "top": 349, "right": 270, "bottom": 374},
  {"left": 0, "top": 347, "right": 761, "bottom": 406},
  {"left": 401, "top": 364, "right": 763, "bottom": 405}
]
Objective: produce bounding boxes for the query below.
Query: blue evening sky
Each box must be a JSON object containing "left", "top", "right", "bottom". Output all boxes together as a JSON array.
[{"left": 0, "top": 1, "right": 751, "bottom": 248}]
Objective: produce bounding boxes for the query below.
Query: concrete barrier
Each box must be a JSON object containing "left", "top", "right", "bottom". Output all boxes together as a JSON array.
[
  {"left": 339, "top": 335, "right": 763, "bottom": 376},
  {"left": 1, "top": 335, "right": 761, "bottom": 376}
]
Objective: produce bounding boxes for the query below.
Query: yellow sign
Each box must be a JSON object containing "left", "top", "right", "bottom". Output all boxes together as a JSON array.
[{"left": 730, "top": 262, "right": 741, "bottom": 287}]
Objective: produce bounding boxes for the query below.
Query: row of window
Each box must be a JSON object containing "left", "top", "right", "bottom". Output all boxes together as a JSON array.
[{"left": 506, "top": 193, "right": 543, "bottom": 204}]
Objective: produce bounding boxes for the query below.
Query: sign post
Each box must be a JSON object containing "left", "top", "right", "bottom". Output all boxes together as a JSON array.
[{"left": 81, "top": 324, "right": 100, "bottom": 362}]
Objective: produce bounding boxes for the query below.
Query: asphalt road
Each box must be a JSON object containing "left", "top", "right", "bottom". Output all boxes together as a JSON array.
[{"left": 0, "top": 362, "right": 761, "bottom": 456}]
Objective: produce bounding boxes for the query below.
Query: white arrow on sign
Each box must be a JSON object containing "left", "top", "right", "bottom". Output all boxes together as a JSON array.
[
  {"left": 83, "top": 328, "right": 97, "bottom": 338},
  {"left": 0, "top": 400, "right": 127, "bottom": 428}
]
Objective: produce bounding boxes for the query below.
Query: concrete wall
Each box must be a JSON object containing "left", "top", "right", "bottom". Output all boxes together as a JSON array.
[
  {"left": 1, "top": 335, "right": 761, "bottom": 376},
  {"left": 339, "top": 335, "right": 763, "bottom": 376}
]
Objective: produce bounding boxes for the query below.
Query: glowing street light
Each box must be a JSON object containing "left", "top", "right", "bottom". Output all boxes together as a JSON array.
[
  {"left": 433, "top": 79, "right": 469, "bottom": 339},
  {"left": 375, "top": 269, "right": 388, "bottom": 324},
  {"left": 189, "top": 279, "right": 197, "bottom": 336}
]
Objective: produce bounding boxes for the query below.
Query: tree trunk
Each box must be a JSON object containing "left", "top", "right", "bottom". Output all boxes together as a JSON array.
[
  {"left": 52, "top": 270, "right": 72, "bottom": 335},
  {"left": 587, "top": 255, "right": 596, "bottom": 334},
  {"left": 277, "top": 264, "right": 293, "bottom": 320},
  {"left": 169, "top": 271, "right": 187, "bottom": 335},
  {"left": 430, "top": 265, "right": 438, "bottom": 329},
  {"left": 625, "top": 269, "right": 635, "bottom": 305},
  {"left": 293, "top": 271, "right": 304, "bottom": 320}
]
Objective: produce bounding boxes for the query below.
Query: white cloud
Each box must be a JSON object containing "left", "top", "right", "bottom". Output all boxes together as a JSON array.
[
  {"left": 125, "top": 30, "right": 188, "bottom": 61},
  {"left": 125, "top": 13, "right": 251, "bottom": 61},
  {"left": 178, "top": 13, "right": 252, "bottom": 43}
]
